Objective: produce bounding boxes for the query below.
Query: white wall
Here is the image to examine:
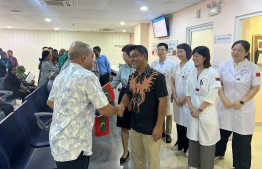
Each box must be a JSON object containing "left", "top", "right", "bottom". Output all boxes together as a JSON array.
[{"left": 0, "top": 30, "right": 130, "bottom": 81}]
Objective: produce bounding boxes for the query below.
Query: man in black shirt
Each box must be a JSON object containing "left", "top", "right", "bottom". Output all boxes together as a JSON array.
[{"left": 120, "top": 45, "right": 168, "bottom": 169}]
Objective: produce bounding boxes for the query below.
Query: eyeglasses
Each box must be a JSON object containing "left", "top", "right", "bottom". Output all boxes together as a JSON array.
[
  {"left": 231, "top": 48, "right": 244, "bottom": 54},
  {"left": 157, "top": 49, "right": 166, "bottom": 52}
]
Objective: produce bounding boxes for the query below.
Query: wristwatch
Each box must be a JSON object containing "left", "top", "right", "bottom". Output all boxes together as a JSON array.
[
  {"left": 240, "top": 101, "right": 245, "bottom": 105},
  {"left": 198, "top": 108, "right": 203, "bottom": 112}
]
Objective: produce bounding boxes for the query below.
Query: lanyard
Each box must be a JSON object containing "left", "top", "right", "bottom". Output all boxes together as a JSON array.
[{"left": 1, "top": 60, "right": 9, "bottom": 68}]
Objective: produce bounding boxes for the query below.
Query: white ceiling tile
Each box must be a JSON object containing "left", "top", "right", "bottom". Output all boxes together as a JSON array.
[
  {"left": 78, "top": 0, "right": 109, "bottom": 10},
  {"left": 112, "top": 11, "right": 144, "bottom": 20},
  {"left": 99, "top": 10, "right": 119, "bottom": 20},
  {"left": 23, "top": 6, "right": 55, "bottom": 16},
  {"left": 93, "top": 24, "right": 112, "bottom": 28},
  {"left": 59, "top": 17, "right": 78, "bottom": 23},
  {"left": 0, "top": 0, "right": 18, "bottom": 5},
  {"left": 140, "top": 13, "right": 163, "bottom": 20},
  {"left": 168, "top": 0, "right": 204, "bottom": 3},
  {"left": 51, "top": 7, "right": 77, "bottom": 17},
  {"left": 78, "top": 18, "right": 97, "bottom": 24},
  {"left": 78, "top": 23, "right": 94, "bottom": 27},
  {"left": 152, "top": 2, "right": 194, "bottom": 14},
  {"left": 0, "top": 5, "right": 31, "bottom": 15},
  {"left": 106, "top": 1, "right": 140, "bottom": 13},
  {"left": 15, "top": 0, "right": 40, "bottom": 6},
  {"left": 78, "top": 9, "right": 101, "bottom": 19}
]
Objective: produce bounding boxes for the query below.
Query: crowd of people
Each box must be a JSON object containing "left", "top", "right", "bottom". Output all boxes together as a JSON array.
[{"left": 1, "top": 39, "right": 261, "bottom": 169}]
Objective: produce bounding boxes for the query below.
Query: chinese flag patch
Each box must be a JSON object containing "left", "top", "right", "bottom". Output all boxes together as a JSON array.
[
  {"left": 216, "top": 78, "right": 220, "bottom": 81},
  {"left": 237, "top": 78, "right": 240, "bottom": 81},
  {"left": 256, "top": 73, "right": 260, "bottom": 77},
  {"left": 182, "top": 76, "right": 184, "bottom": 78},
  {"left": 195, "top": 88, "right": 199, "bottom": 91}
]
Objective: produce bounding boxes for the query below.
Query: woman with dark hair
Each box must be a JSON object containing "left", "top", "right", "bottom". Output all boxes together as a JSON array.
[
  {"left": 51, "top": 49, "right": 59, "bottom": 67},
  {"left": 0, "top": 52, "right": 11, "bottom": 70},
  {"left": 186, "top": 46, "right": 221, "bottom": 169},
  {"left": 38, "top": 50, "right": 59, "bottom": 87},
  {"left": 3, "top": 66, "right": 29, "bottom": 102},
  {"left": 171, "top": 43, "right": 194, "bottom": 157},
  {"left": 215, "top": 40, "right": 261, "bottom": 169},
  {"left": 110, "top": 44, "right": 135, "bottom": 164},
  {"left": 7, "top": 50, "right": 19, "bottom": 67}
]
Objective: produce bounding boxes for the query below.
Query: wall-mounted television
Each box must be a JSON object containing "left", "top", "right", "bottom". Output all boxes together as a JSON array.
[{"left": 152, "top": 16, "right": 169, "bottom": 38}]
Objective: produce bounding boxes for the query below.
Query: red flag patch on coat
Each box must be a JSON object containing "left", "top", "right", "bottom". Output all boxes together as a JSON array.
[
  {"left": 215, "top": 78, "right": 220, "bottom": 81},
  {"left": 256, "top": 73, "right": 261, "bottom": 77}
]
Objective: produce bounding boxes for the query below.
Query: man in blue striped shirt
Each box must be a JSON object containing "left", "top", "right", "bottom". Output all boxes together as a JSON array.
[{"left": 93, "top": 46, "right": 111, "bottom": 86}]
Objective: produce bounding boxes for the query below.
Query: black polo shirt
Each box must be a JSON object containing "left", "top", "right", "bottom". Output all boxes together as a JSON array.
[{"left": 125, "top": 65, "right": 168, "bottom": 135}]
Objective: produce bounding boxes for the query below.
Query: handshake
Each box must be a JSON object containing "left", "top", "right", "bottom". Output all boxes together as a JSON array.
[{"left": 114, "top": 103, "right": 132, "bottom": 117}]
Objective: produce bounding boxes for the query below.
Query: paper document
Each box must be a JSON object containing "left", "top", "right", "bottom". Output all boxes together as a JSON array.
[{"left": 25, "top": 72, "right": 35, "bottom": 83}]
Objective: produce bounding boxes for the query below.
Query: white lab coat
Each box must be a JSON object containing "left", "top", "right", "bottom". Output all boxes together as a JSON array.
[
  {"left": 151, "top": 57, "right": 176, "bottom": 116},
  {"left": 217, "top": 59, "right": 262, "bottom": 135},
  {"left": 173, "top": 60, "right": 195, "bottom": 127},
  {"left": 186, "top": 67, "right": 221, "bottom": 146}
]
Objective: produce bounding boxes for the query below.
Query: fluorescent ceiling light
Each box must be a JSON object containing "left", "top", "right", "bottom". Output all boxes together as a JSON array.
[
  {"left": 54, "top": 28, "right": 59, "bottom": 31},
  {"left": 122, "top": 30, "right": 126, "bottom": 32},
  {"left": 140, "top": 6, "right": 148, "bottom": 11},
  {"left": 45, "top": 18, "right": 51, "bottom": 22},
  {"left": 120, "top": 22, "right": 125, "bottom": 25},
  {"left": 7, "top": 26, "right": 12, "bottom": 29}
]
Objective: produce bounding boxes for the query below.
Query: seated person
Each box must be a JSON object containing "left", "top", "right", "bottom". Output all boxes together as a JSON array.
[
  {"left": 16, "top": 65, "right": 37, "bottom": 92},
  {"left": 3, "top": 66, "right": 29, "bottom": 102}
]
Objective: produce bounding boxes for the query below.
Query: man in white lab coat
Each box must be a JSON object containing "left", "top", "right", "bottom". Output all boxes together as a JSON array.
[{"left": 151, "top": 43, "right": 176, "bottom": 143}]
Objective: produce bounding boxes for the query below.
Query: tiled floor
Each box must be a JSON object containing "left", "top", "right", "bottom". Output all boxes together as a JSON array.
[{"left": 90, "top": 115, "right": 262, "bottom": 169}]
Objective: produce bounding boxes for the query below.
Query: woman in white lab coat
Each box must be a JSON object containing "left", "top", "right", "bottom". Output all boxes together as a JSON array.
[
  {"left": 151, "top": 43, "right": 176, "bottom": 143},
  {"left": 215, "top": 40, "right": 261, "bottom": 169},
  {"left": 186, "top": 46, "right": 221, "bottom": 169},
  {"left": 171, "top": 43, "right": 194, "bottom": 157}
]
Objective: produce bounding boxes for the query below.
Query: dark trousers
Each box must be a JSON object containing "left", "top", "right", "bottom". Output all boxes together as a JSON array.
[
  {"left": 6, "top": 91, "right": 29, "bottom": 102},
  {"left": 56, "top": 151, "right": 90, "bottom": 169},
  {"left": 0, "top": 103, "right": 14, "bottom": 116},
  {"left": 215, "top": 129, "right": 252, "bottom": 169},
  {"left": 175, "top": 124, "right": 189, "bottom": 153},
  {"left": 99, "top": 73, "right": 109, "bottom": 87}
]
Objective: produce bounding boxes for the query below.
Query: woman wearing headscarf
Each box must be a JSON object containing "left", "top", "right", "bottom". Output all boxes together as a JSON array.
[
  {"left": 0, "top": 52, "right": 11, "bottom": 70},
  {"left": 38, "top": 50, "right": 59, "bottom": 87},
  {"left": 3, "top": 66, "right": 29, "bottom": 102},
  {"left": 17, "top": 65, "right": 37, "bottom": 92},
  {"left": 7, "top": 50, "right": 18, "bottom": 67},
  {"left": 59, "top": 48, "right": 66, "bottom": 58}
]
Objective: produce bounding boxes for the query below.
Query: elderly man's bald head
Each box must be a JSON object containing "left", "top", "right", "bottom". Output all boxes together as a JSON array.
[{"left": 69, "top": 41, "right": 92, "bottom": 60}]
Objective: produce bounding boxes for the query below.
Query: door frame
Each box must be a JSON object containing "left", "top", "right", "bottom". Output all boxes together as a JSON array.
[
  {"left": 186, "top": 23, "right": 214, "bottom": 46},
  {"left": 235, "top": 11, "right": 262, "bottom": 41}
]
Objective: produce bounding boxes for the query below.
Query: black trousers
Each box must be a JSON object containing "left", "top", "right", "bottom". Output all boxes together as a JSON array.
[
  {"left": 6, "top": 91, "right": 29, "bottom": 102},
  {"left": 0, "top": 103, "right": 14, "bottom": 116},
  {"left": 215, "top": 129, "right": 252, "bottom": 169},
  {"left": 99, "top": 73, "right": 109, "bottom": 87},
  {"left": 56, "top": 151, "right": 90, "bottom": 169},
  {"left": 175, "top": 124, "right": 189, "bottom": 153}
]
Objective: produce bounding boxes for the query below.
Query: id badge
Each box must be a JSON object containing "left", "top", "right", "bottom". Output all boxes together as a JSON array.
[{"left": 236, "top": 78, "right": 245, "bottom": 83}]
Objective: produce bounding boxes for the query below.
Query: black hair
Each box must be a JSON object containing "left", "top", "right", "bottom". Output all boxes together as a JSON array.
[
  {"left": 48, "top": 47, "right": 53, "bottom": 50},
  {"left": 39, "top": 50, "right": 50, "bottom": 70},
  {"left": 231, "top": 40, "right": 250, "bottom": 59},
  {"left": 93, "top": 46, "right": 101, "bottom": 52},
  {"left": 127, "top": 45, "right": 148, "bottom": 60},
  {"left": 122, "top": 44, "right": 133, "bottom": 52},
  {"left": 53, "top": 49, "right": 58, "bottom": 53},
  {"left": 42, "top": 46, "right": 48, "bottom": 50},
  {"left": 8, "top": 65, "right": 15, "bottom": 76},
  {"left": 192, "top": 46, "right": 211, "bottom": 68},
  {"left": 157, "top": 43, "right": 168, "bottom": 51},
  {"left": 177, "top": 43, "right": 192, "bottom": 60}
]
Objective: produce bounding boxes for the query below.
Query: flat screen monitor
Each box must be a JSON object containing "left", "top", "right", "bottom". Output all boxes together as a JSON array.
[{"left": 152, "top": 16, "right": 168, "bottom": 38}]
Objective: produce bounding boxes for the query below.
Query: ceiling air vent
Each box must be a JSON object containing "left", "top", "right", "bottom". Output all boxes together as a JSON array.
[
  {"left": 37, "top": 0, "right": 73, "bottom": 7},
  {"left": 99, "top": 28, "right": 114, "bottom": 32}
]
